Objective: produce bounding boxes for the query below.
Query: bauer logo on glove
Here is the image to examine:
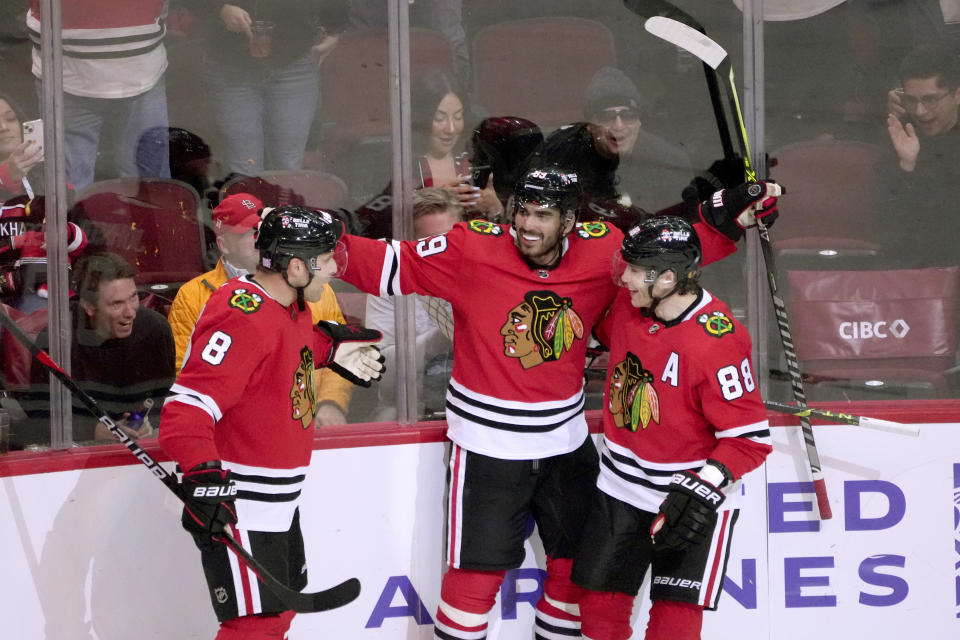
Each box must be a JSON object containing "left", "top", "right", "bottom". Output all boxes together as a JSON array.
[{"left": 651, "top": 470, "right": 725, "bottom": 550}]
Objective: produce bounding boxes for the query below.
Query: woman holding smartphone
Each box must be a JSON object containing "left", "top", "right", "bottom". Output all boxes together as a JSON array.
[{"left": 0, "top": 93, "right": 43, "bottom": 200}]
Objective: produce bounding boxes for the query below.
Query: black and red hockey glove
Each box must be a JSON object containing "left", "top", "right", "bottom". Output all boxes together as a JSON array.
[
  {"left": 314, "top": 321, "right": 385, "bottom": 387},
  {"left": 180, "top": 462, "right": 237, "bottom": 551},
  {"left": 699, "top": 181, "right": 782, "bottom": 241},
  {"left": 0, "top": 268, "right": 21, "bottom": 296},
  {"left": 651, "top": 470, "right": 725, "bottom": 550}
]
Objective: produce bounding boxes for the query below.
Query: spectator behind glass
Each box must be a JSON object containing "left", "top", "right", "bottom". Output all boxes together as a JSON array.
[
  {"left": 879, "top": 43, "right": 960, "bottom": 266},
  {"left": 166, "top": 193, "right": 355, "bottom": 425},
  {"left": 534, "top": 66, "right": 702, "bottom": 222},
  {"left": 137, "top": 126, "right": 215, "bottom": 199},
  {"left": 468, "top": 116, "right": 544, "bottom": 220},
  {"left": 0, "top": 195, "right": 87, "bottom": 313},
  {"left": 0, "top": 92, "right": 43, "bottom": 200},
  {"left": 26, "top": 0, "right": 170, "bottom": 189},
  {"left": 31, "top": 252, "right": 175, "bottom": 443},
  {"left": 354, "top": 72, "right": 498, "bottom": 238},
  {"left": 361, "top": 187, "right": 461, "bottom": 420},
  {"left": 190, "top": 0, "right": 348, "bottom": 175}
]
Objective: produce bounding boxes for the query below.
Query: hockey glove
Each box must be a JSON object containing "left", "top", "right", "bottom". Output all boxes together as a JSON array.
[
  {"left": 651, "top": 470, "right": 725, "bottom": 551},
  {"left": 0, "top": 268, "right": 21, "bottom": 296},
  {"left": 315, "top": 321, "right": 385, "bottom": 387},
  {"left": 699, "top": 181, "right": 782, "bottom": 241},
  {"left": 180, "top": 462, "right": 238, "bottom": 551},
  {"left": 687, "top": 157, "right": 747, "bottom": 204}
]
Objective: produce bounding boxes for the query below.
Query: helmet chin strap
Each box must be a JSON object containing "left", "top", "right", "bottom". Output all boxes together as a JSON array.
[
  {"left": 641, "top": 272, "right": 680, "bottom": 319},
  {"left": 281, "top": 260, "right": 314, "bottom": 312}
]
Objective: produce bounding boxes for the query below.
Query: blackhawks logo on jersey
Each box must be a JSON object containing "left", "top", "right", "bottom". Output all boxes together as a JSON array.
[
  {"left": 228, "top": 288, "right": 263, "bottom": 314},
  {"left": 609, "top": 352, "right": 660, "bottom": 432},
  {"left": 467, "top": 219, "right": 503, "bottom": 236},
  {"left": 576, "top": 221, "right": 611, "bottom": 239},
  {"left": 289, "top": 346, "right": 316, "bottom": 429},
  {"left": 698, "top": 311, "right": 735, "bottom": 338},
  {"left": 500, "top": 290, "right": 584, "bottom": 369}
]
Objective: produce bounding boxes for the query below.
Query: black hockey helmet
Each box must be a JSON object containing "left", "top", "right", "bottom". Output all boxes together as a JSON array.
[
  {"left": 470, "top": 116, "right": 543, "bottom": 201},
  {"left": 513, "top": 165, "right": 583, "bottom": 221},
  {"left": 617, "top": 215, "right": 702, "bottom": 288},
  {"left": 255, "top": 205, "right": 344, "bottom": 273}
]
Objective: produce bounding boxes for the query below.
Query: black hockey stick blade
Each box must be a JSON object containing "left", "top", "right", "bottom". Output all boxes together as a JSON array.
[
  {"left": 0, "top": 304, "right": 361, "bottom": 614},
  {"left": 221, "top": 532, "right": 362, "bottom": 612}
]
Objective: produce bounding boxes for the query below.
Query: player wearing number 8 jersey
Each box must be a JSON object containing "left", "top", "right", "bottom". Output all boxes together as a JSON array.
[
  {"left": 159, "top": 206, "right": 383, "bottom": 639},
  {"left": 337, "top": 165, "right": 777, "bottom": 639},
  {"left": 571, "top": 216, "right": 772, "bottom": 640}
]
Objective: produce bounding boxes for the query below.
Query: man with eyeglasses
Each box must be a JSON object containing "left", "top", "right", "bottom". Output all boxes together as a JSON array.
[
  {"left": 881, "top": 43, "right": 960, "bottom": 266},
  {"left": 531, "top": 67, "right": 742, "bottom": 229},
  {"left": 887, "top": 43, "right": 960, "bottom": 171}
]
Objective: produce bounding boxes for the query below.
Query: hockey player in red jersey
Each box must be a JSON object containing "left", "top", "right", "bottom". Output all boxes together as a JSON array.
[
  {"left": 572, "top": 215, "right": 773, "bottom": 640},
  {"left": 158, "top": 205, "right": 384, "bottom": 640},
  {"left": 337, "top": 160, "right": 780, "bottom": 639}
]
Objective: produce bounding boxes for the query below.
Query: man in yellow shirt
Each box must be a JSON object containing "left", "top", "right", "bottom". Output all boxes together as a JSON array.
[{"left": 167, "top": 192, "right": 352, "bottom": 424}]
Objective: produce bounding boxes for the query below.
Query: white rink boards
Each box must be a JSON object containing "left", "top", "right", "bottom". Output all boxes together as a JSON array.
[{"left": 0, "top": 422, "right": 957, "bottom": 639}]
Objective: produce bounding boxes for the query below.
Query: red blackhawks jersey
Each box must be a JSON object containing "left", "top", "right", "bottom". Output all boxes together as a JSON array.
[
  {"left": 595, "top": 288, "right": 772, "bottom": 513},
  {"left": 340, "top": 219, "right": 735, "bottom": 460},
  {"left": 159, "top": 276, "right": 332, "bottom": 532}
]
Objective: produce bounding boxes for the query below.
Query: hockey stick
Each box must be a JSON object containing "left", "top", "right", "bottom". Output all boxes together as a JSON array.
[
  {"left": 764, "top": 401, "right": 920, "bottom": 438},
  {"left": 0, "top": 305, "right": 361, "bottom": 614},
  {"left": 625, "top": 0, "right": 833, "bottom": 519}
]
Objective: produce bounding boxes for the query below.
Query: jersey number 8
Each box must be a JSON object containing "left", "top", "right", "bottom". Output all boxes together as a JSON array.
[{"left": 201, "top": 331, "right": 233, "bottom": 366}]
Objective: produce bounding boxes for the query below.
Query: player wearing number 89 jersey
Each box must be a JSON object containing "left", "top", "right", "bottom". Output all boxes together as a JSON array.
[
  {"left": 572, "top": 216, "right": 772, "bottom": 640},
  {"left": 337, "top": 165, "right": 750, "bottom": 640}
]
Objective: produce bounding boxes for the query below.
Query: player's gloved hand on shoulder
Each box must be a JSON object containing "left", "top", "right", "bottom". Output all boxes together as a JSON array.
[
  {"left": 180, "top": 461, "right": 237, "bottom": 551},
  {"left": 315, "top": 321, "right": 386, "bottom": 387},
  {"left": 698, "top": 181, "right": 783, "bottom": 241},
  {"left": 651, "top": 469, "right": 726, "bottom": 550}
]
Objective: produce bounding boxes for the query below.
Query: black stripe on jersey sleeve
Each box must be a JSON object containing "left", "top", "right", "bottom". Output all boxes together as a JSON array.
[
  {"left": 600, "top": 453, "right": 672, "bottom": 492},
  {"left": 385, "top": 248, "right": 400, "bottom": 296},
  {"left": 231, "top": 473, "right": 307, "bottom": 485},
  {"left": 445, "top": 401, "right": 580, "bottom": 433},
  {"left": 739, "top": 427, "right": 772, "bottom": 440},
  {"left": 447, "top": 384, "right": 584, "bottom": 418},
  {"left": 236, "top": 489, "right": 303, "bottom": 503}
]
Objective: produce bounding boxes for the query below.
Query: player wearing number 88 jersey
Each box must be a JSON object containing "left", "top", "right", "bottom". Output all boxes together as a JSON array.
[{"left": 571, "top": 216, "right": 772, "bottom": 640}]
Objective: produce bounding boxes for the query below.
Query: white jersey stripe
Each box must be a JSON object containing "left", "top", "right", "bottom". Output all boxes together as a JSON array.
[
  {"left": 447, "top": 444, "right": 467, "bottom": 568},
  {"left": 716, "top": 419, "right": 771, "bottom": 442},
  {"left": 227, "top": 533, "right": 249, "bottom": 616},
  {"left": 700, "top": 509, "right": 735, "bottom": 608},
  {"left": 166, "top": 383, "right": 223, "bottom": 421}
]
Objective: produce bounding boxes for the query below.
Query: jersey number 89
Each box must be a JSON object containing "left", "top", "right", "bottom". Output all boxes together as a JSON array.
[
  {"left": 415, "top": 235, "right": 447, "bottom": 258},
  {"left": 716, "top": 358, "right": 755, "bottom": 401},
  {"left": 201, "top": 331, "right": 233, "bottom": 366}
]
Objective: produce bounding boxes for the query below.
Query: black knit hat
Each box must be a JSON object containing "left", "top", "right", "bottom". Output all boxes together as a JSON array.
[{"left": 582, "top": 66, "right": 642, "bottom": 118}]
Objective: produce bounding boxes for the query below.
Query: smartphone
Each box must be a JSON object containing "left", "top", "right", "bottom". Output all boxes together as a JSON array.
[{"left": 21, "top": 119, "right": 43, "bottom": 154}]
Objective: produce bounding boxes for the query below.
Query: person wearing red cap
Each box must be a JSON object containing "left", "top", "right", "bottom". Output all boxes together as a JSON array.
[{"left": 167, "top": 192, "right": 354, "bottom": 424}]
